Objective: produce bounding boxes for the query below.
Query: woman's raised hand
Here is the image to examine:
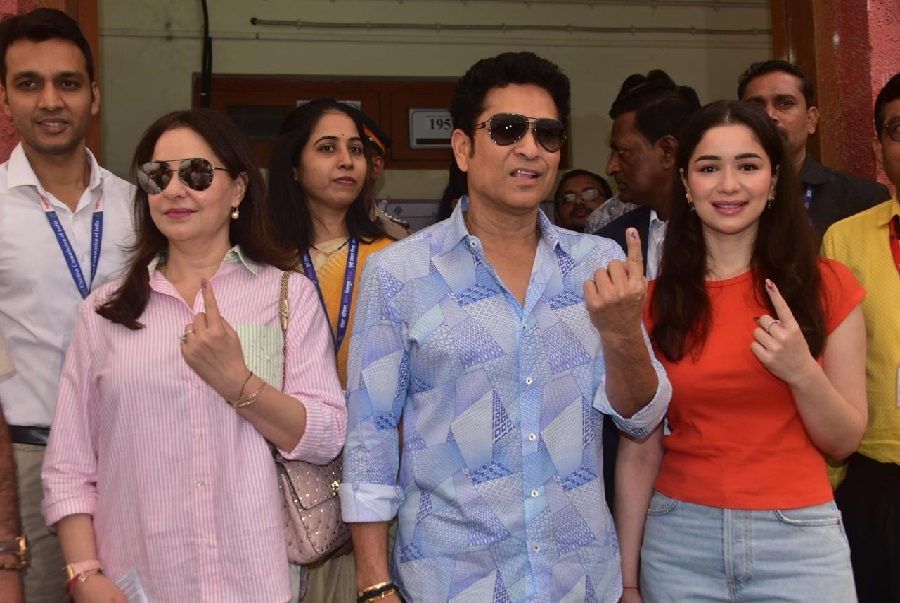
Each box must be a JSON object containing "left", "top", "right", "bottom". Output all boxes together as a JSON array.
[
  {"left": 180, "top": 278, "right": 249, "bottom": 400},
  {"left": 751, "top": 279, "right": 819, "bottom": 384}
]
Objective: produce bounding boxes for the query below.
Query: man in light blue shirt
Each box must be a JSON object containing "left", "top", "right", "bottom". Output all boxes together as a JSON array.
[{"left": 341, "top": 51, "right": 671, "bottom": 603}]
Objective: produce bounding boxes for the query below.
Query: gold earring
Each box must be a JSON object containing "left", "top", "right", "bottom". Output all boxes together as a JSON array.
[
  {"left": 685, "top": 192, "right": 695, "bottom": 212},
  {"left": 230, "top": 206, "right": 240, "bottom": 220}
]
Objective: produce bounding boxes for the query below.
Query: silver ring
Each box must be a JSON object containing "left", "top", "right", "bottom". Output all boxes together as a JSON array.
[
  {"left": 763, "top": 319, "right": 781, "bottom": 335},
  {"left": 180, "top": 327, "right": 194, "bottom": 344}
]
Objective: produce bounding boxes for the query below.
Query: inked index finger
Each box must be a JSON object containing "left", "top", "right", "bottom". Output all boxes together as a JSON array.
[
  {"left": 200, "top": 278, "right": 222, "bottom": 322},
  {"left": 764, "top": 278, "right": 796, "bottom": 324},
  {"left": 624, "top": 228, "right": 645, "bottom": 277}
]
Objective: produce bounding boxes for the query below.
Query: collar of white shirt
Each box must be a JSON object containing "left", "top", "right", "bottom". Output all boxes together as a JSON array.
[{"left": 6, "top": 142, "right": 103, "bottom": 211}]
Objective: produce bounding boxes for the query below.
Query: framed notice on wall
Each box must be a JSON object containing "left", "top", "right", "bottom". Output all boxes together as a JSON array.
[{"left": 409, "top": 109, "right": 453, "bottom": 149}]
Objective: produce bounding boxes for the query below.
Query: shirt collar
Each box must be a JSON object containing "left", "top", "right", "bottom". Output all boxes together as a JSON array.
[
  {"left": 446, "top": 195, "right": 561, "bottom": 254},
  {"left": 799, "top": 154, "right": 828, "bottom": 186},
  {"left": 875, "top": 193, "right": 900, "bottom": 228},
  {"left": 146, "top": 245, "right": 260, "bottom": 276},
  {"left": 6, "top": 142, "right": 103, "bottom": 196}
]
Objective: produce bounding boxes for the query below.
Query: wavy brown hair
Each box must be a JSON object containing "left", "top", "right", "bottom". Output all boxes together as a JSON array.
[
  {"left": 650, "top": 100, "right": 826, "bottom": 361},
  {"left": 97, "top": 109, "right": 295, "bottom": 329}
]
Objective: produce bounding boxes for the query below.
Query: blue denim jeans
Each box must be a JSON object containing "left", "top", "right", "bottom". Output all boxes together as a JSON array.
[{"left": 640, "top": 491, "right": 857, "bottom": 602}]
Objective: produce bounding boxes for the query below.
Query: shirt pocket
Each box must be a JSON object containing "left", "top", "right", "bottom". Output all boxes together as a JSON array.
[{"left": 235, "top": 324, "right": 283, "bottom": 391}]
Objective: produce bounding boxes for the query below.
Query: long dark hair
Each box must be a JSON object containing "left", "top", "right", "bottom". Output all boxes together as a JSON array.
[
  {"left": 267, "top": 99, "right": 384, "bottom": 251},
  {"left": 97, "top": 109, "right": 295, "bottom": 329},
  {"left": 650, "top": 100, "right": 825, "bottom": 361}
]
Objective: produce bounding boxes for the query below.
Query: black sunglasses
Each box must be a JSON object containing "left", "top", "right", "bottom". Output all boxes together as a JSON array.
[
  {"left": 474, "top": 113, "right": 567, "bottom": 153},
  {"left": 137, "top": 158, "right": 232, "bottom": 195},
  {"left": 883, "top": 120, "right": 900, "bottom": 144}
]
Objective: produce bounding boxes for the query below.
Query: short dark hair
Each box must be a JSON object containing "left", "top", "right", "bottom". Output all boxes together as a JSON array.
[
  {"left": 609, "top": 70, "right": 701, "bottom": 145},
  {"left": 450, "top": 52, "right": 570, "bottom": 137},
  {"left": 874, "top": 72, "right": 900, "bottom": 134},
  {"left": 268, "top": 99, "right": 385, "bottom": 252},
  {"left": 737, "top": 60, "right": 815, "bottom": 108},
  {"left": 554, "top": 169, "right": 613, "bottom": 206},
  {"left": 97, "top": 109, "right": 295, "bottom": 329},
  {"left": 0, "top": 8, "right": 95, "bottom": 85}
]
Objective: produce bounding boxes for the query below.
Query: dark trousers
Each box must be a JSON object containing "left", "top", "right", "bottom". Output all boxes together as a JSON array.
[{"left": 835, "top": 453, "right": 900, "bottom": 603}]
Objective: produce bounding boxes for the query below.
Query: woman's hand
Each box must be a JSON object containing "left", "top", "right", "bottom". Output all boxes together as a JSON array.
[
  {"left": 620, "top": 586, "right": 643, "bottom": 603},
  {"left": 71, "top": 574, "right": 128, "bottom": 603},
  {"left": 751, "top": 279, "right": 819, "bottom": 384},
  {"left": 181, "top": 279, "right": 249, "bottom": 400}
]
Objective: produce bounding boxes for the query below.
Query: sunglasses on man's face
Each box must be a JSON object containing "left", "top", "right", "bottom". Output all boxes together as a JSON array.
[
  {"left": 474, "top": 113, "right": 567, "bottom": 153},
  {"left": 137, "top": 158, "right": 232, "bottom": 195}
]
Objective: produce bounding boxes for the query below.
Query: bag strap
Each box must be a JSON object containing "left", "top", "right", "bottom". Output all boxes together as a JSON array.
[{"left": 279, "top": 271, "right": 290, "bottom": 393}]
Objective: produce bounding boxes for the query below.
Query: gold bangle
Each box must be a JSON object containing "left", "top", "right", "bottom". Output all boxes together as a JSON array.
[
  {"left": 232, "top": 380, "right": 266, "bottom": 408},
  {"left": 368, "top": 588, "right": 398, "bottom": 602},
  {"left": 358, "top": 581, "right": 393, "bottom": 597}
]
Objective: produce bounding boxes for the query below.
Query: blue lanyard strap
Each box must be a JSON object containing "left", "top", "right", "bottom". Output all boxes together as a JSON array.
[
  {"left": 301, "top": 238, "right": 359, "bottom": 355},
  {"left": 803, "top": 184, "right": 814, "bottom": 209},
  {"left": 39, "top": 193, "right": 103, "bottom": 300}
]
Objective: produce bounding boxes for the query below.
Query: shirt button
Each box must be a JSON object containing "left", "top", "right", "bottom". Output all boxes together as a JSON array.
[
  {"left": 531, "top": 489, "right": 539, "bottom": 498},
  {"left": 533, "top": 545, "right": 540, "bottom": 552},
  {"left": 528, "top": 433, "right": 536, "bottom": 441},
  {"left": 521, "top": 323, "right": 528, "bottom": 331},
  {"left": 525, "top": 376, "right": 533, "bottom": 385},
  {"left": 469, "top": 240, "right": 477, "bottom": 248},
  {"left": 197, "top": 480, "right": 205, "bottom": 487}
]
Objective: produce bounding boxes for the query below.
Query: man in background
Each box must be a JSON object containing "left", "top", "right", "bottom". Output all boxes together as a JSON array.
[
  {"left": 553, "top": 168, "right": 611, "bottom": 232},
  {"left": 821, "top": 71, "right": 900, "bottom": 603},
  {"left": 351, "top": 108, "right": 412, "bottom": 239},
  {"left": 0, "top": 9, "right": 134, "bottom": 600},
  {"left": 739, "top": 59, "right": 890, "bottom": 235}
]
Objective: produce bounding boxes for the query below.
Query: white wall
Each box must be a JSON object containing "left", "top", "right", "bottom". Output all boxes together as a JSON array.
[{"left": 99, "top": 0, "right": 771, "bottom": 208}]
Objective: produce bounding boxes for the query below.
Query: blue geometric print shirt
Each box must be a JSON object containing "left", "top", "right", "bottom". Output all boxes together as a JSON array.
[{"left": 340, "top": 198, "right": 671, "bottom": 603}]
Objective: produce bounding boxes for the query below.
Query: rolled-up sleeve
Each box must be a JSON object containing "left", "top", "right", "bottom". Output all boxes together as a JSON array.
[
  {"left": 281, "top": 275, "right": 347, "bottom": 464},
  {"left": 592, "top": 325, "right": 671, "bottom": 440},
  {"left": 340, "top": 262, "right": 408, "bottom": 523}
]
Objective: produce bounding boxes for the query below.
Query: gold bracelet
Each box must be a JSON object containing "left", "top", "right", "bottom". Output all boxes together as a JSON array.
[
  {"left": 358, "top": 581, "right": 393, "bottom": 597},
  {"left": 364, "top": 588, "right": 398, "bottom": 602},
  {"left": 232, "top": 380, "right": 266, "bottom": 408},
  {"left": 236, "top": 370, "right": 253, "bottom": 401}
]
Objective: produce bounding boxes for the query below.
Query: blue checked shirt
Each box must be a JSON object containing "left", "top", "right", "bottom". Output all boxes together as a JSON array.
[{"left": 340, "top": 198, "right": 671, "bottom": 603}]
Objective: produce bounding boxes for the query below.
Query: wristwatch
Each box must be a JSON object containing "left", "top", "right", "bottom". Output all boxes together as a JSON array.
[{"left": 0, "top": 535, "right": 29, "bottom": 570}]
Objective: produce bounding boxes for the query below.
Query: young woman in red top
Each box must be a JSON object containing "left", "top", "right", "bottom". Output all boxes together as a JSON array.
[{"left": 616, "top": 100, "right": 866, "bottom": 603}]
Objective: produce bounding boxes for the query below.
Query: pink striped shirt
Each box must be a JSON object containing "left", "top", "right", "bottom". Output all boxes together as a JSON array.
[{"left": 42, "top": 249, "right": 346, "bottom": 603}]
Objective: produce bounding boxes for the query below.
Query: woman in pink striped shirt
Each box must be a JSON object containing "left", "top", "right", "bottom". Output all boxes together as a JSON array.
[{"left": 42, "top": 109, "right": 347, "bottom": 603}]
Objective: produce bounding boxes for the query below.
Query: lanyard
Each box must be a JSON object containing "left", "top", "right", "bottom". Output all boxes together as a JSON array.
[
  {"left": 39, "top": 193, "right": 103, "bottom": 300},
  {"left": 889, "top": 216, "right": 900, "bottom": 276},
  {"left": 301, "top": 238, "right": 359, "bottom": 355},
  {"left": 803, "top": 184, "right": 814, "bottom": 209}
]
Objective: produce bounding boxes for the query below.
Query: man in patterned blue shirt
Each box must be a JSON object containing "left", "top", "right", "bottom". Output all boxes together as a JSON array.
[{"left": 341, "top": 52, "right": 672, "bottom": 603}]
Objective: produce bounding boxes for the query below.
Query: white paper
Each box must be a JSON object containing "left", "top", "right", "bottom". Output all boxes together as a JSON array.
[{"left": 115, "top": 569, "right": 149, "bottom": 603}]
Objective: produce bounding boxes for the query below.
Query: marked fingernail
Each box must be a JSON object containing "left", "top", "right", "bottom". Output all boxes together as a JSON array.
[
  {"left": 201, "top": 278, "right": 208, "bottom": 289},
  {"left": 628, "top": 228, "right": 637, "bottom": 239},
  {"left": 765, "top": 279, "right": 776, "bottom": 291}
]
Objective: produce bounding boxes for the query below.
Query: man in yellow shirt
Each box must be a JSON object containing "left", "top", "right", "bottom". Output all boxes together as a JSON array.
[{"left": 821, "top": 71, "right": 900, "bottom": 603}]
